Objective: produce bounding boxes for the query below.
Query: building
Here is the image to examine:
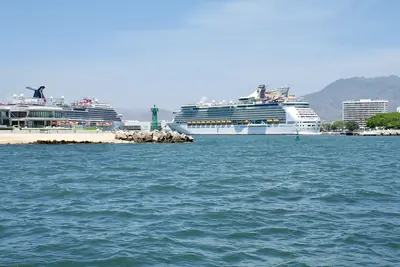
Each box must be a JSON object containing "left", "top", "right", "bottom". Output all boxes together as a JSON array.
[
  {"left": 0, "top": 87, "right": 123, "bottom": 129},
  {"left": 397, "top": 106, "right": 400, "bottom": 113},
  {"left": 342, "top": 99, "right": 388, "bottom": 129},
  {"left": 0, "top": 104, "right": 66, "bottom": 128},
  {"left": 122, "top": 120, "right": 171, "bottom": 131}
]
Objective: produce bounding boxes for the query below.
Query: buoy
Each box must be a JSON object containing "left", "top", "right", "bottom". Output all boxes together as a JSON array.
[{"left": 295, "top": 129, "right": 300, "bottom": 141}]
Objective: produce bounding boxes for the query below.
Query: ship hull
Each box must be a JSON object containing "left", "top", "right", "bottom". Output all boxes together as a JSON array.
[{"left": 168, "top": 123, "right": 321, "bottom": 135}]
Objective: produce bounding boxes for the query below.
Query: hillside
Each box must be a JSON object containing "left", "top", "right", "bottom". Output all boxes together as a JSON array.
[
  {"left": 303, "top": 75, "right": 400, "bottom": 122},
  {"left": 116, "top": 107, "right": 174, "bottom": 121}
]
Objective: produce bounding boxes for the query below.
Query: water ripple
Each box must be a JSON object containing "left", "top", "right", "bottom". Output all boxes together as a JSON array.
[{"left": 1, "top": 135, "right": 400, "bottom": 266}]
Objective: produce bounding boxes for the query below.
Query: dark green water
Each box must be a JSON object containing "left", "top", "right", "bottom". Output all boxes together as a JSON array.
[{"left": 1, "top": 136, "right": 399, "bottom": 266}]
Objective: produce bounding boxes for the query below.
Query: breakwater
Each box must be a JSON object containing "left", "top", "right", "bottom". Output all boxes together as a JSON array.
[
  {"left": 322, "top": 130, "right": 400, "bottom": 136},
  {"left": 357, "top": 130, "right": 400, "bottom": 136},
  {"left": 0, "top": 130, "right": 194, "bottom": 144},
  {"left": 115, "top": 130, "right": 194, "bottom": 143}
]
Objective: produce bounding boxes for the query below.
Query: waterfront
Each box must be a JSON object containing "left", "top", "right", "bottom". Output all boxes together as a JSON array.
[
  {"left": 1, "top": 135, "right": 399, "bottom": 266},
  {"left": 0, "top": 131, "right": 127, "bottom": 144},
  {"left": 0, "top": 130, "right": 193, "bottom": 144},
  {"left": 322, "top": 129, "right": 400, "bottom": 136}
]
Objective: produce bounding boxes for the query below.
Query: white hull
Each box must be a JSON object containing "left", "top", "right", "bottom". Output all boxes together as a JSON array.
[{"left": 168, "top": 123, "right": 321, "bottom": 135}]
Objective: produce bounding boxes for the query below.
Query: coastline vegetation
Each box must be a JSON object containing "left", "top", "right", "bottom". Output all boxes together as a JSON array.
[
  {"left": 366, "top": 112, "right": 400, "bottom": 129},
  {"left": 344, "top": 121, "right": 359, "bottom": 131},
  {"left": 321, "top": 112, "right": 400, "bottom": 132},
  {"left": 321, "top": 120, "right": 359, "bottom": 132}
]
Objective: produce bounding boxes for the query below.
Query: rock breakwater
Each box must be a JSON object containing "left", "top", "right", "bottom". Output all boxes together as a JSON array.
[{"left": 115, "top": 130, "right": 194, "bottom": 143}]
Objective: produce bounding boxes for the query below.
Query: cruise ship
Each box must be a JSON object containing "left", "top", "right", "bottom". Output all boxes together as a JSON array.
[
  {"left": 0, "top": 86, "right": 123, "bottom": 129},
  {"left": 168, "top": 84, "right": 321, "bottom": 135}
]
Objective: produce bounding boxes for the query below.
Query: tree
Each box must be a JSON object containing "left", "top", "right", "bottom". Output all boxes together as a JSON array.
[
  {"left": 320, "top": 123, "right": 332, "bottom": 132},
  {"left": 367, "top": 112, "right": 400, "bottom": 129},
  {"left": 331, "top": 120, "right": 345, "bottom": 131},
  {"left": 344, "top": 120, "right": 359, "bottom": 131}
]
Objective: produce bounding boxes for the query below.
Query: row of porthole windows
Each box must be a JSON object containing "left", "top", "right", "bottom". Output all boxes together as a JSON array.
[{"left": 297, "top": 124, "right": 319, "bottom": 128}]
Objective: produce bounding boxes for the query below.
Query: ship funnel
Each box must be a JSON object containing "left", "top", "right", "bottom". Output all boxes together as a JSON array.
[
  {"left": 278, "top": 86, "right": 290, "bottom": 97},
  {"left": 258, "top": 84, "right": 266, "bottom": 99},
  {"left": 26, "top": 85, "right": 47, "bottom": 102}
]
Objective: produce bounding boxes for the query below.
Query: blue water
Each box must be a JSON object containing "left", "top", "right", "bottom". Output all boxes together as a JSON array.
[{"left": 1, "top": 135, "right": 399, "bottom": 266}]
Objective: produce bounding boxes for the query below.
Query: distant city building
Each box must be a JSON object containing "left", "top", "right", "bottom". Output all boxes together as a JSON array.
[{"left": 342, "top": 99, "right": 388, "bottom": 129}]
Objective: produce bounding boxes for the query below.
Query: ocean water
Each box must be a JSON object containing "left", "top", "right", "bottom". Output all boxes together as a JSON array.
[{"left": 1, "top": 135, "right": 399, "bottom": 267}]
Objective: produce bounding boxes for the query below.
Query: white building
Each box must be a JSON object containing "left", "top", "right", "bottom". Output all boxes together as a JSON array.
[
  {"left": 342, "top": 99, "right": 388, "bottom": 129},
  {"left": 397, "top": 106, "right": 400, "bottom": 113},
  {"left": 122, "top": 120, "right": 171, "bottom": 131}
]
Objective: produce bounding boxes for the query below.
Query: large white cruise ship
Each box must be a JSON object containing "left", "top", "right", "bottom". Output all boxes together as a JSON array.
[{"left": 168, "top": 84, "right": 321, "bottom": 135}]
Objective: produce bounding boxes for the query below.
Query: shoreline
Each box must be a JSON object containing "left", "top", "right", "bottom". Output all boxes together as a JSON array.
[
  {"left": 0, "top": 132, "right": 130, "bottom": 145},
  {"left": 1, "top": 129, "right": 399, "bottom": 145},
  {"left": 321, "top": 129, "right": 400, "bottom": 136},
  {"left": 0, "top": 130, "right": 195, "bottom": 144}
]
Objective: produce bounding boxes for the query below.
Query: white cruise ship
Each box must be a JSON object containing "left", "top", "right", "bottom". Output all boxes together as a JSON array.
[{"left": 168, "top": 84, "right": 321, "bottom": 135}]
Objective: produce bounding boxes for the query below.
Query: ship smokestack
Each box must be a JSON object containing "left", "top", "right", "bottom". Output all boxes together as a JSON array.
[
  {"left": 258, "top": 84, "right": 266, "bottom": 99},
  {"left": 26, "top": 85, "right": 47, "bottom": 102}
]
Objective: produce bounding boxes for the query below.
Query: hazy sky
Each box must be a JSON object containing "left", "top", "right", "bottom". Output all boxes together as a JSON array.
[{"left": 1, "top": 0, "right": 399, "bottom": 110}]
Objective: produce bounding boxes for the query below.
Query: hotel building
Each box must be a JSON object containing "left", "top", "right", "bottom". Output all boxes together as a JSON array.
[{"left": 342, "top": 99, "right": 388, "bottom": 129}]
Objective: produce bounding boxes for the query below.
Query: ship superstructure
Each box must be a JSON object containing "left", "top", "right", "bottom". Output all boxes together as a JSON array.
[
  {"left": 0, "top": 86, "right": 123, "bottom": 129},
  {"left": 168, "top": 84, "right": 321, "bottom": 135}
]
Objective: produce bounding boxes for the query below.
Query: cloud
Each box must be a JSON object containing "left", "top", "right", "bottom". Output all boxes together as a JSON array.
[{"left": 1, "top": 0, "right": 399, "bottom": 110}]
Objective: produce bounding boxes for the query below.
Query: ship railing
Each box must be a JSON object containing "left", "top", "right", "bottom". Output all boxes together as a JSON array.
[{"left": 183, "top": 95, "right": 304, "bottom": 107}]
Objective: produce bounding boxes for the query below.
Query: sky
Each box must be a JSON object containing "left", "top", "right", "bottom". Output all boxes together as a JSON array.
[{"left": 1, "top": 0, "right": 400, "bottom": 110}]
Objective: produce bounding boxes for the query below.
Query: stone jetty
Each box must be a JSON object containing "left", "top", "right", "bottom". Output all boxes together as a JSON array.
[
  {"left": 0, "top": 130, "right": 194, "bottom": 145},
  {"left": 114, "top": 130, "right": 194, "bottom": 143}
]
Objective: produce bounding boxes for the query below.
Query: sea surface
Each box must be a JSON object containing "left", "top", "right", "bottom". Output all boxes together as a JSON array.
[{"left": 1, "top": 135, "right": 399, "bottom": 267}]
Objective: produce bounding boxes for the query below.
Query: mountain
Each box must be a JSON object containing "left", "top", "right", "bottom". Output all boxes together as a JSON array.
[
  {"left": 116, "top": 107, "right": 174, "bottom": 121},
  {"left": 303, "top": 75, "right": 400, "bottom": 122}
]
